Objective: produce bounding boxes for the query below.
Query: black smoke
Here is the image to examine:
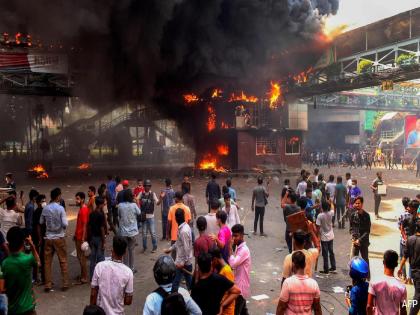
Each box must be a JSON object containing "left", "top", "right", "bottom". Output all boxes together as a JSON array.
[{"left": 0, "top": 0, "right": 339, "bottom": 144}]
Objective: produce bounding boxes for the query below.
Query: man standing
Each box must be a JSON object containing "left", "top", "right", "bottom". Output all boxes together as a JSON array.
[
  {"left": 181, "top": 174, "right": 191, "bottom": 196},
  {"left": 32, "top": 194, "right": 46, "bottom": 284},
  {"left": 138, "top": 180, "right": 159, "bottom": 253},
  {"left": 40, "top": 187, "right": 69, "bottom": 292},
  {"left": 160, "top": 178, "right": 175, "bottom": 241},
  {"left": 87, "top": 186, "right": 96, "bottom": 213},
  {"left": 183, "top": 184, "right": 197, "bottom": 241},
  {"left": 251, "top": 176, "right": 269, "bottom": 236},
  {"left": 296, "top": 176, "right": 307, "bottom": 197},
  {"left": 229, "top": 224, "right": 251, "bottom": 315},
  {"left": 349, "top": 179, "right": 362, "bottom": 210},
  {"left": 133, "top": 179, "right": 144, "bottom": 198},
  {"left": 74, "top": 192, "right": 89, "bottom": 284},
  {"left": 206, "top": 173, "right": 221, "bottom": 212},
  {"left": 24, "top": 189, "right": 39, "bottom": 236},
  {"left": 211, "top": 211, "right": 231, "bottom": 263},
  {"left": 281, "top": 230, "right": 319, "bottom": 282},
  {"left": 398, "top": 220, "right": 420, "bottom": 315},
  {"left": 276, "top": 251, "right": 322, "bottom": 315},
  {"left": 281, "top": 191, "right": 300, "bottom": 253},
  {"left": 211, "top": 247, "right": 235, "bottom": 315},
  {"left": 192, "top": 253, "right": 241, "bottom": 315},
  {"left": 350, "top": 196, "right": 371, "bottom": 277},
  {"left": 226, "top": 178, "right": 237, "bottom": 202},
  {"left": 143, "top": 255, "right": 201, "bottom": 315},
  {"left": 2, "top": 227, "right": 40, "bottom": 315},
  {"left": 168, "top": 192, "right": 191, "bottom": 247},
  {"left": 205, "top": 200, "right": 220, "bottom": 236},
  {"left": 106, "top": 175, "right": 118, "bottom": 228},
  {"left": 88, "top": 197, "right": 107, "bottom": 280},
  {"left": 398, "top": 197, "right": 414, "bottom": 282},
  {"left": 91, "top": 236, "right": 133, "bottom": 315},
  {"left": 223, "top": 194, "right": 240, "bottom": 229},
  {"left": 4, "top": 173, "right": 16, "bottom": 191},
  {"left": 316, "top": 201, "right": 336, "bottom": 274},
  {"left": 368, "top": 250, "right": 406, "bottom": 315},
  {"left": 370, "top": 172, "right": 384, "bottom": 220},
  {"left": 165, "top": 208, "right": 193, "bottom": 291},
  {"left": 334, "top": 176, "right": 347, "bottom": 229},
  {"left": 117, "top": 189, "right": 141, "bottom": 272}
]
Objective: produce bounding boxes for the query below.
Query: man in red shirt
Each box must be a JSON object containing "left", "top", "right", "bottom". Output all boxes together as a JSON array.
[
  {"left": 133, "top": 179, "right": 144, "bottom": 198},
  {"left": 74, "top": 192, "right": 89, "bottom": 284},
  {"left": 193, "top": 216, "right": 215, "bottom": 281}
]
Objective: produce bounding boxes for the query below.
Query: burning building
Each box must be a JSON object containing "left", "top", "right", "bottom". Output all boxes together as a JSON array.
[{"left": 186, "top": 87, "right": 304, "bottom": 171}]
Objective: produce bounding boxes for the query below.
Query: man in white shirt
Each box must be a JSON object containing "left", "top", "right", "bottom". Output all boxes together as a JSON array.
[
  {"left": 91, "top": 236, "right": 134, "bottom": 315},
  {"left": 0, "top": 197, "right": 22, "bottom": 238},
  {"left": 316, "top": 200, "right": 336, "bottom": 274},
  {"left": 222, "top": 194, "right": 240, "bottom": 229},
  {"left": 204, "top": 200, "right": 220, "bottom": 236},
  {"left": 296, "top": 177, "right": 308, "bottom": 197},
  {"left": 367, "top": 250, "right": 406, "bottom": 315}
]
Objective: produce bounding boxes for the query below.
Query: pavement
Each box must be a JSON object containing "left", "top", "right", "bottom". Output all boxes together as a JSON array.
[{"left": 15, "top": 164, "right": 419, "bottom": 315}]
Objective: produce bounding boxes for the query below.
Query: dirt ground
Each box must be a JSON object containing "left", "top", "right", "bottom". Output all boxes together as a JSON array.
[{"left": 13, "top": 164, "right": 419, "bottom": 314}]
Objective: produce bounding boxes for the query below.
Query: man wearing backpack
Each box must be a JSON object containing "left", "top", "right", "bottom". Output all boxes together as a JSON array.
[
  {"left": 138, "top": 180, "right": 160, "bottom": 253},
  {"left": 143, "top": 255, "right": 202, "bottom": 315}
]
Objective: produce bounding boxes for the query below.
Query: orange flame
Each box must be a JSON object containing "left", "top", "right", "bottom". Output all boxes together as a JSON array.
[
  {"left": 293, "top": 67, "right": 312, "bottom": 84},
  {"left": 220, "top": 121, "right": 230, "bottom": 129},
  {"left": 198, "top": 154, "right": 228, "bottom": 172},
  {"left": 217, "top": 144, "right": 229, "bottom": 156},
  {"left": 289, "top": 136, "right": 300, "bottom": 145},
  {"left": 207, "top": 105, "right": 216, "bottom": 132},
  {"left": 268, "top": 81, "right": 282, "bottom": 109},
  {"left": 322, "top": 23, "right": 348, "bottom": 42},
  {"left": 212, "top": 89, "right": 223, "bottom": 98},
  {"left": 28, "top": 164, "right": 49, "bottom": 179},
  {"left": 78, "top": 163, "right": 91, "bottom": 170},
  {"left": 228, "top": 91, "right": 258, "bottom": 103},
  {"left": 183, "top": 93, "right": 199, "bottom": 103}
]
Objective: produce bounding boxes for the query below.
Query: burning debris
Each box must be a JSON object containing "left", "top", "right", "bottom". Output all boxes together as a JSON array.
[
  {"left": 198, "top": 154, "right": 228, "bottom": 173},
  {"left": 228, "top": 92, "right": 258, "bottom": 103},
  {"left": 183, "top": 94, "right": 199, "bottom": 104},
  {"left": 77, "top": 163, "right": 91, "bottom": 170},
  {"left": 28, "top": 164, "right": 48, "bottom": 179}
]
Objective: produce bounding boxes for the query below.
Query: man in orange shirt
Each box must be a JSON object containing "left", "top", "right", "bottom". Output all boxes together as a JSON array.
[
  {"left": 168, "top": 192, "right": 191, "bottom": 249},
  {"left": 211, "top": 247, "right": 235, "bottom": 315},
  {"left": 74, "top": 192, "right": 89, "bottom": 284}
]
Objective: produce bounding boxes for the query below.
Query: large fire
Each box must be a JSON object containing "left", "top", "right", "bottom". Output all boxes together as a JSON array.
[
  {"left": 321, "top": 22, "right": 348, "bottom": 42},
  {"left": 78, "top": 163, "right": 91, "bottom": 170},
  {"left": 268, "top": 81, "right": 282, "bottom": 109},
  {"left": 207, "top": 105, "right": 216, "bottom": 132},
  {"left": 198, "top": 154, "right": 228, "bottom": 172},
  {"left": 228, "top": 91, "right": 258, "bottom": 103},
  {"left": 183, "top": 93, "right": 199, "bottom": 103},
  {"left": 28, "top": 164, "right": 49, "bottom": 179},
  {"left": 217, "top": 144, "right": 229, "bottom": 156}
]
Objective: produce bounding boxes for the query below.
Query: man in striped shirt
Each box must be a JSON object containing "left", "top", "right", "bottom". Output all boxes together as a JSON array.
[{"left": 276, "top": 251, "right": 322, "bottom": 315}]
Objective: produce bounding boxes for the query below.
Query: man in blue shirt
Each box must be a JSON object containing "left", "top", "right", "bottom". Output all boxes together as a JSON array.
[
  {"left": 24, "top": 189, "right": 39, "bottom": 236},
  {"left": 143, "top": 255, "right": 201, "bottom": 315},
  {"left": 40, "top": 187, "right": 69, "bottom": 292},
  {"left": 226, "top": 178, "right": 237, "bottom": 201},
  {"left": 407, "top": 118, "right": 420, "bottom": 148}
]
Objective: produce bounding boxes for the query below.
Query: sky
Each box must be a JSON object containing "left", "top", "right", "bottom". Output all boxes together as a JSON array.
[{"left": 325, "top": 0, "right": 420, "bottom": 31}]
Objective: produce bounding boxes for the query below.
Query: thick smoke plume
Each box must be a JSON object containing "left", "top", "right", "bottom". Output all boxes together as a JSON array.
[{"left": 0, "top": 0, "right": 339, "bottom": 145}]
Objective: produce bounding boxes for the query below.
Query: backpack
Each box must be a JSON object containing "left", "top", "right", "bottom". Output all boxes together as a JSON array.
[{"left": 154, "top": 287, "right": 189, "bottom": 315}]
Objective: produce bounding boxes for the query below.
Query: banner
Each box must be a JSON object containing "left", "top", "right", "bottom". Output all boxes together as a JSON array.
[
  {"left": 405, "top": 115, "right": 420, "bottom": 149},
  {"left": 0, "top": 52, "right": 68, "bottom": 74}
]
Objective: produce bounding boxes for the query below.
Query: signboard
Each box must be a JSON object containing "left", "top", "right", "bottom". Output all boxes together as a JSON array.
[
  {"left": 364, "top": 111, "right": 377, "bottom": 131},
  {"left": 405, "top": 115, "right": 420, "bottom": 149},
  {"left": 0, "top": 52, "right": 68, "bottom": 74}
]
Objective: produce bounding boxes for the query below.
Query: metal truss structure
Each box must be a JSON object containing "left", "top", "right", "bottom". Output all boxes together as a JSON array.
[
  {"left": 0, "top": 71, "right": 72, "bottom": 96},
  {"left": 291, "top": 36, "right": 420, "bottom": 98},
  {"left": 313, "top": 90, "right": 420, "bottom": 112}
]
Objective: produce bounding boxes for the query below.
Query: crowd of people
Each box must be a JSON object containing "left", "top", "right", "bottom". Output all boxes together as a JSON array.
[{"left": 0, "top": 169, "right": 419, "bottom": 315}]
